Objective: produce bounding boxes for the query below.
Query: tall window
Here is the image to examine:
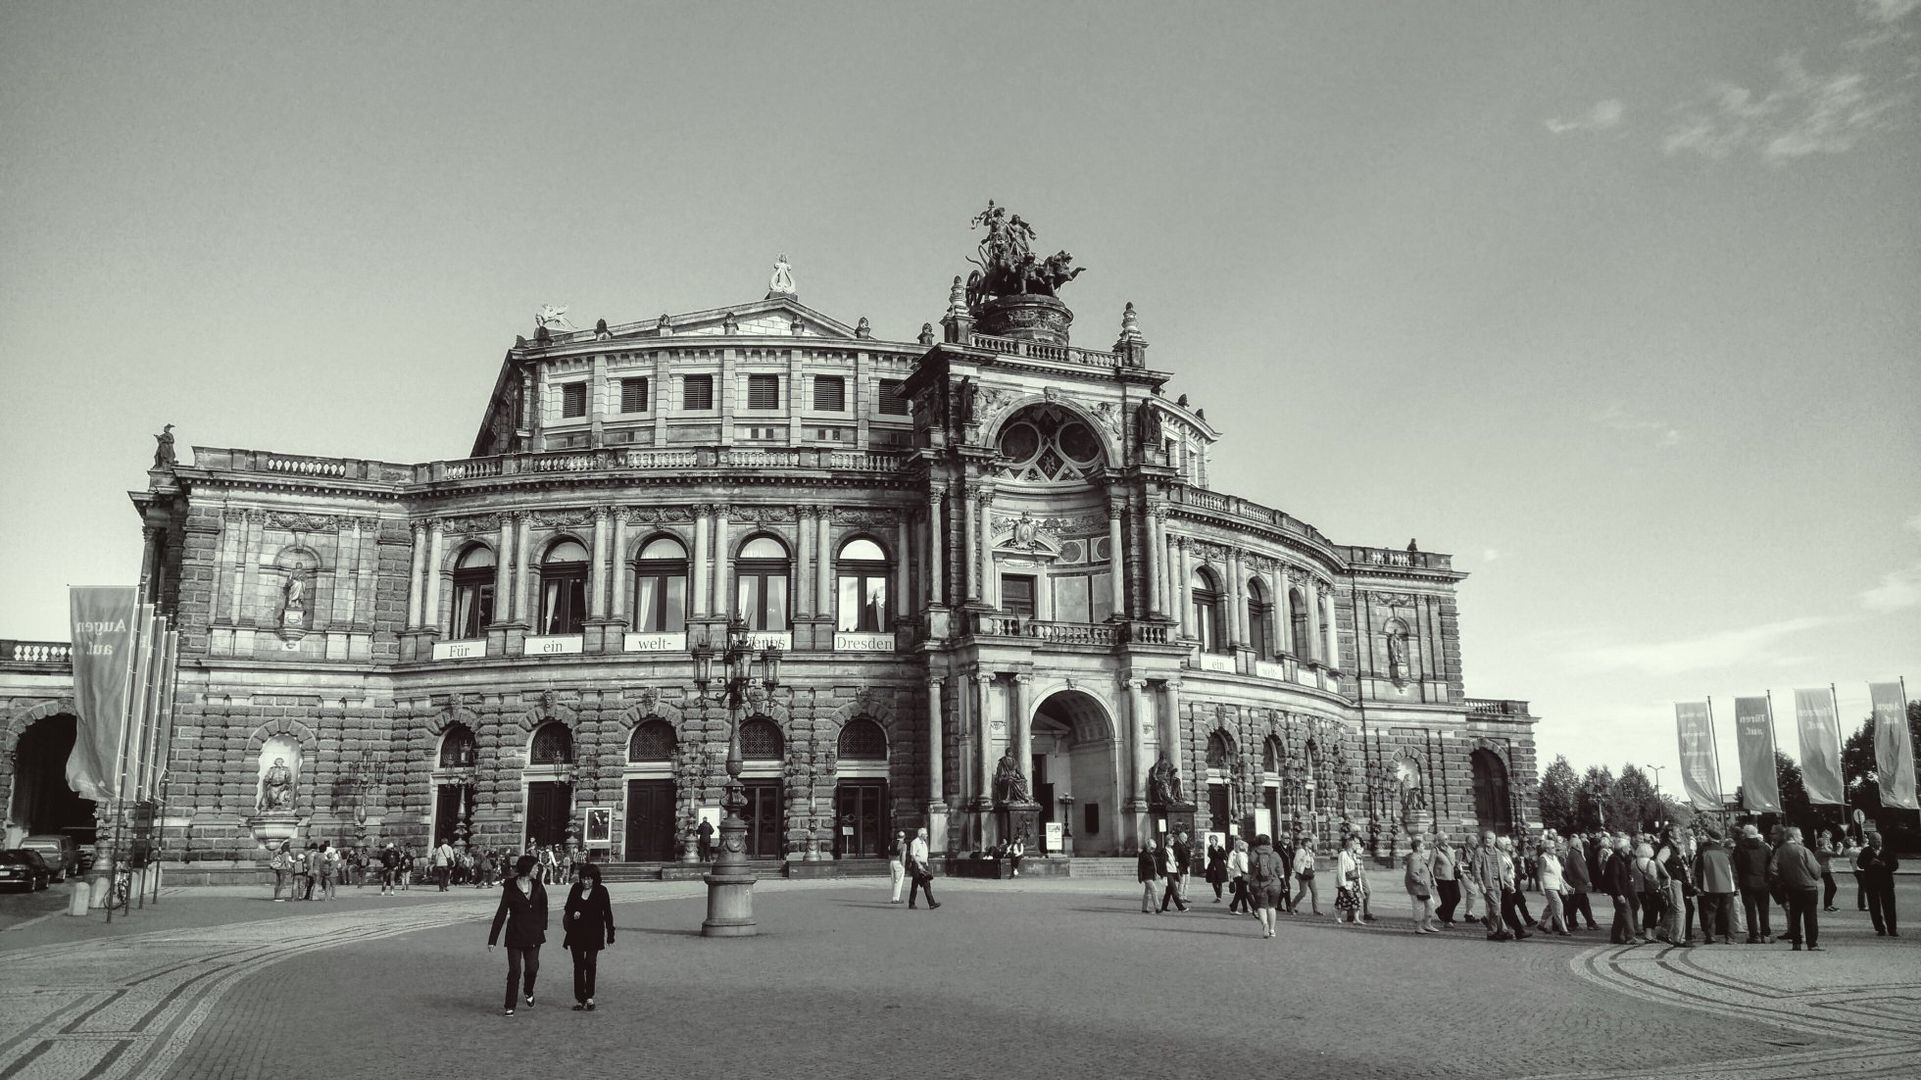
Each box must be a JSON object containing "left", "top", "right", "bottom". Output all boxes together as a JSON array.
[
  {"left": 560, "top": 382, "right": 588, "bottom": 418},
  {"left": 1288, "top": 588, "right": 1310, "bottom": 660},
  {"left": 1001, "top": 575, "right": 1036, "bottom": 619},
  {"left": 1247, "top": 578, "right": 1273, "bottom": 659},
  {"left": 682, "top": 374, "right": 714, "bottom": 410},
  {"left": 735, "top": 535, "right": 790, "bottom": 631},
  {"left": 877, "top": 378, "right": 909, "bottom": 415},
  {"left": 747, "top": 374, "right": 780, "bottom": 410},
  {"left": 1192, "top": 568, "right": 1226, "bottom": 654},
  {"left": 836, "top": 537, "right": 890, "bottom": 632},
  {"left": 450, "top": 545, "right": 495, "bottom": 638},
  {"left": 1262, "top": 735, "right": 1283, "bottom": 774},
  {"left": 813, "top": 375, "right": 846, "bottom": 411},
  {"left": 539, "top": 539, "right": 589, "bottom": 635},
  {"left": 620, "top": 378, "right": 649, "bottom": 413},
  {"left": 632, "top": 536, "right": 688, "bottom": 633}
]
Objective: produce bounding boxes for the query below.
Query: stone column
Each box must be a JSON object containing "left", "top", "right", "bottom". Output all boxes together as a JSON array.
[
  {"left": 925, "top": 492, "right": 944, "bottom": 607},
  {"left": 1323, "top": 589, "right": 1339, "bottom": 667},
  {"left": 895, "top": 518, "right": 911, "bottom": 623},
  {"left": 610, "top": 511, "right": 629, "bottom": 623},
  {"left": 237, "top": 512, "right": 262, "bottom": 625},
  {"left": 424, "top": 520, "right": 446, "bottom": 632},
  {"left": 693, "top": 506, "right": 712, "bottom": 617},
  {"left": 1123, "top": 677, "right": 1149, "bottom": 851},
  {"left": 588, "top": 508, "right": 610, "bottom": 619},
  {"left": 711, "top": 505, "right": 731, "bottom": 620},
  {"left": 1161, "top": 680, "right": 1182, "bottom": 758},
  {"left": 816, "top": 506, "right": 833, "bottom": 617},
  {"left": 962, "top": 484, "right": 980, "bottom": 603},
  {"left": 406, "top": 522, "right": 428, "bottom": 628},
  {"left": 1228, "top": 548, "right": 1247, "bottom": 647},
  {"left": 974, "top": 672, "right": 996, "bottom": 805},
  {"left": 795, "top": 506, "right": 814, "bottom": 618},
  {"left": 1010, "top": 673, "right": 1031, "bottom": 779},
  {"left": 493, "top": 516, "right": 513, "bottom": 624},
  {"left": 1269, "top": 566, "right": 1288, "bottom": 655},
  {"left": 1305, "top": 580, "right": 1323, "bottom": 663},
  {"left": 1147, "top": 505, "right": 1167, "bottom": 618},
  {"left": 926, "top": 677, "right": 946, "bottom": 808},
  {"left": 1106, "top": 500, "right": 1126, "bottom": 619},
  {"left": 514, "top": 515, "right": 533, "bottom": 626},
  {"left": 1177, "top": 537, "right": 1196, "bottom": 638}
]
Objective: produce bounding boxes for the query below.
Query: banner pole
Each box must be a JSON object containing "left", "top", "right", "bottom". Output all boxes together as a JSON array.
[
  {"left": 1705, "top": 696, "right": 1727, "bottom": 826},
  {"left": 103, "top": 612, "right": 143, "bottom": 924}
]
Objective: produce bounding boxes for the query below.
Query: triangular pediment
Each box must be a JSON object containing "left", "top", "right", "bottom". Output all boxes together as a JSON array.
[{"left": 593, "top": 296, "right": 859, "bottom": 342}]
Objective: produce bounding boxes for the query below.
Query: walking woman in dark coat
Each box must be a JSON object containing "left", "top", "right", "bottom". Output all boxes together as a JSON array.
[
  {"left": 563, "top": 862, "right": 615, "bottom": 1010},
  {"left": 488, "top": 854, "right": 549, "bottom": 1016}
]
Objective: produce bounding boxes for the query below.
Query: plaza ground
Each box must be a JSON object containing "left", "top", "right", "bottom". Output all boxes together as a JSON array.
[{"left": 1, "top": 874, "right": 1916, "bottom": 1080}]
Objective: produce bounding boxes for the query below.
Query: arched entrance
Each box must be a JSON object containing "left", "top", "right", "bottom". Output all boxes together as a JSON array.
[
  {"left": 7, "top": 713, "right": 96, "bottom": 845},
  {"left": 1028, "top": 689, "right": 1122, "bottom": 856},
  {"left": 833, "top": 717, "right": 889, "bottom": 858},
  {"left": 1471, "top": 748, "right": 1513, "bottom": 835}
]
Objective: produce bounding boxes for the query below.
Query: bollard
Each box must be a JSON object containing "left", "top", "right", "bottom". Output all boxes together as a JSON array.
[
  {"left": 87, "top": 875, "right": 108, "bottom": 910},
  {"left": 67, "top": 880, "right": 90, "bottom": 916}
]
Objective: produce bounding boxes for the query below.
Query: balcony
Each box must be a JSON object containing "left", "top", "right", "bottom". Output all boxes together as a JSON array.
[
  {"left": 965, "top": 614, "right": 1172, "bottom": 647},
  {"left": 1467, "top": 698, "right": 1534, "bottom": 719},
  {"left": 0, "top": 640, "right": 72, "bottom": 668}
]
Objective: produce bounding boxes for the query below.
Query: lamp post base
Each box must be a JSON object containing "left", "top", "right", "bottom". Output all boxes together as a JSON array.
[{"left": 701, "top": 799, "right": 758, "bottom": 937}]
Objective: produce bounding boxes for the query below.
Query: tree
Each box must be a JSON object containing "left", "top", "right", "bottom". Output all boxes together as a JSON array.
[
  {"left": 1538, "top": 756, "right": 1580, "bottom": 834},
  {"left": 1841, "top": 700, "right": 1921, "bottom": 849},
  {"left": 1609, "top": 765, "right": 1659, "bottom": 831},
  {"left": 1577, "top": 765, "right": 1614, "bottom": 830}
]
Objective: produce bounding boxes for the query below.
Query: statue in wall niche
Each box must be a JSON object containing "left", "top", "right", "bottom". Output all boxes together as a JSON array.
[
  {"left": 1387, "top": 628, "right": 1410, "bottom": 684},
  {"left": 1134, "top": 401, "right": 1163, "bottom": 450},
  {"left": 992, "top": 747, "right": 1030, "bottom": 806},
  {"left": 1394, "top": 754, "right": 1427, "bottom": 814},
  {"left": 957, "top": 376, "right": 978, "bottom": 426},
  {"left": 1147, "top": 752, "right": 1186, "bottom": 808},
  {"left": 283, "top": 571, "right": 306, "bottom": 611},
  {"left": 152, "top": 423, "right": 177, "bottom": 468},
  {"left": 258, "top": 757, "right": 295, "bottom": 813}
]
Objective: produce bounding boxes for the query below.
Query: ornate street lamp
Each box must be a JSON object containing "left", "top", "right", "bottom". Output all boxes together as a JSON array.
[{"left": 689, "top": 617, "right": 782, "bottom": 937}]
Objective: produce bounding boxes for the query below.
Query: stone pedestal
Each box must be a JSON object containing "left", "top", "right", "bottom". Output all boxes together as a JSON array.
[
  {"left": 997, "top": 804, "right": 1040, "bottom": 850},
  {"left": 247, "top": 812, "right": 300, "bottom": 849},
  {"left": 975, "top": 295, "right": 1073, "bottom": 345},
  {"left": 1153, "top": 803, "right": 1197, "bottom": 842},
  {"left": 702, "top": 780, "right": 758, "bottom": 938}
]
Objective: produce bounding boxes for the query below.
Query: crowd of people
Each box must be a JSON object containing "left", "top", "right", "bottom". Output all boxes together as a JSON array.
[
  {"left": 266, "top": 838, "right": 592, "bottom": 901},
  {"left": 1125, "top": 822, "right": 1901, "bottom": 949}
]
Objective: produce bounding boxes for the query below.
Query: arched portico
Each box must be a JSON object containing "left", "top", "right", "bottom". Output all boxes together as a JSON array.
[
  {"left": 3, "top": 708, "right": 96, "bottom": 848},
  {"left": 1028, "top": 688, "right": 1125, "bottom": 855}
]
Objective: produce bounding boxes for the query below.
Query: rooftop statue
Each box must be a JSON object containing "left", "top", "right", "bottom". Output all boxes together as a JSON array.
[
  {"left": 769, "top": 254, "right": 796, "bottom": 296},
  {"left": 964, "top": 201, "right": 1086, "bottom": 311},
  {"left": 152, "top": 423, "right": 177, "bottom": 468},
  {"left": 536, "top": 305, "right": 575, "bottom": 332}
]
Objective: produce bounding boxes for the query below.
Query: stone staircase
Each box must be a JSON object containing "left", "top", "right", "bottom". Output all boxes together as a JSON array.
[
  {"left": 592, "top": 858, "right": 893, "bottom": 883},
  {"left": 1065, "top": 857, "right": 1140, "bottom": 879}
]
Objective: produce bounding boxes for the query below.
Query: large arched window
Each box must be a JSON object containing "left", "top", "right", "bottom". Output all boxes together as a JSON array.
[
  {"left": 539, "top": 539, "right": 590, "bottom": 635},
  {"left": 450, "top": 545, "right": 496, "bottom": 639},
  {"left": 994, "top": 404, "right": 1106, "bottom": 482},
  {"left": 1288, "top": 588, "right": 1311, "bottom": 661},
  {"left": 1472, "top": 748, "right": 1513, "bottom": 834},
  {"left": 529, "top": 722, "right": 574, "bottom": 766},
  {"left": 740, "top": 717, "right": 784, "bottom": 761},
  {"left": 628, "top": 718, "right": 676, "bottom": 762},
  {"left": 1247, "top": 577, "right": 1273, "bottom": 659},
  {"left": 837, "top": 717, "right": 888, "bottom": 760},
  {"left": 1192, "top": 568, "right": 1226, "bottom": 654},
  {"left": 836, "top": 537, "right": 890, "bottom": 633},
  {"left": 735, "top": 535, "right": 790, "bottom": 632},
  {"left": 1261, "top": 735, "right": 1283, "bottom": 775},
  {"left": 439, "top": 724, "right": 477, "bottom": 769},
  {"left": 632, "top": 536, "right": 688, "bottom": 633}
]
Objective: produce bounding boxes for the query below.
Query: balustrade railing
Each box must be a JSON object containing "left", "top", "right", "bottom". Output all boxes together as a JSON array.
[
  {"left": 1466, "top": 698, "right": 1532, "bottom": 717},
  {"left": 966, "top": 332, "right": 1122, "bottom": 370},
  {"left": 967, "top": 615, "right": 1175, "bottom": 647},
  {"left": 0, "top": 640, "right": 73, "bottom": 665}
]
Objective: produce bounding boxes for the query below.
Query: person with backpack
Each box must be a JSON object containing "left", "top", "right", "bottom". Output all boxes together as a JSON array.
[
  {"left": 378, "top": 842, "right": 403, "bottom": 895},
  {"left": 1249, "top": 833, "right": 1287, "bottom": 939}
]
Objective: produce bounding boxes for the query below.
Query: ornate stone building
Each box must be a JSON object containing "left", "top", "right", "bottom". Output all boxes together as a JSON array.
[{"left": 3, "top": 225, "right": 1536, "bottom": 869}]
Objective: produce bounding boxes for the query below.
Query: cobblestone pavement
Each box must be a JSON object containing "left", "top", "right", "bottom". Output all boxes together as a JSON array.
[{"left": 0, "top": 877, "right": 1912, "bottom": 1080}]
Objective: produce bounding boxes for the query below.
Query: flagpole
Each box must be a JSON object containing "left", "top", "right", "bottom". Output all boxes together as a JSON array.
[
  {"left": 103, "top": 613, "right": 143, "bottom": 924},
  {"left": 1705, "top": 696, "right": 1728, "bottom": 830}
]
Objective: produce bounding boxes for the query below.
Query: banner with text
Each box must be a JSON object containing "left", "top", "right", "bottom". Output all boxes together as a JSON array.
[
  {"left": 1673, "top": 702, "right": 1722, "bottom": 810},
  {"left": 1792, "top": 688, "right": 1846, "bottom": 806},
  {"left": 66, "top": 586, "right": 139, "bottom": 803},
  {"left": 1868, "top": 681, "right": 1917, "bottom": 811},
  {"left": 1733, "top": 696, "right": 1781, "bottom": 813}
]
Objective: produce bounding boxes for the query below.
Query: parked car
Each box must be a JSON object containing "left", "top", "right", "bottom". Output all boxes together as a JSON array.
[
  {"left": 0, "top": 849, "right": 52, "bottom": 891},
  {"left": 19, "top": 835, "right": 80, "bottom": 882}
]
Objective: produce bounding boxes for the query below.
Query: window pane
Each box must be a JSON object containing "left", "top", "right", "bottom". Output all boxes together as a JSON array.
[
  {"left": 543, "top": 578, "right": 565, "bottom": 634},
  {"left": 636, "top": 576, "right": 661, "bottom": 632},
  {"left": 454, "top": 584, "right": 477, "bottom": 638},
  {"left": 878, "top": 379, "right": 909, "bottom": 415},
  {"left": 763, "top": 575, "right": 788, "bottom": 631},
  {"left": 621, "top": 378, "right": 649, "bottom": 413},
  {"left": 564, "top": 578, "right": 585, "bottom": 633},
  {"left": 738, "top": 576, "right": 760, "bottom": 628},
  {"left": 561, "top": 382, "right": 587, "bottom": 418},
  {"left": 863, "top": 577, "right": 887, "bottom": 632},
  {"left": 813, "top": 376, "right": 845, "bottom": 411},
  {"left": 839, "top": 538, "right": 885, "bottom": 562},
  {"left": 838, "top": 576, "right": 860, "bottom": 632},
  {"left": 747, "top": 374, "right": 779, "bottom": 409},
  {"left": 663, "top": 576, "right": 685, "bottom": 632},
  {"left": 740, "top": 536, "right": 786, "bottom": 559},
  {"left": 683, "top": 375, "right": 713, "bottom": 410},
  {"left": 638, "top": 537, "right": 685, "bottom": 560}
]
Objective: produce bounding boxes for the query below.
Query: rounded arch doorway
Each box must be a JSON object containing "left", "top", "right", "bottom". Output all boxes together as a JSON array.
[
  {"left": 6, "top": 712, "right": 97, "bottom": 849},
  {"left": 1027, "top": 689, "right": 1122, "bottom": 856}
]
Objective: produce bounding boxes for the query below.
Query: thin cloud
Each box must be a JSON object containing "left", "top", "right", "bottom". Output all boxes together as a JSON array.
[
  {"left": 1561, "top": 617, "right": 1833, "bottom": 676},
  {"left": 1547, "top": 99, "right": 1625, "bottom": 135},
  {"left": 1666, "top": 0, "right": 1916, "bottom": 165},
  {"left": 1592, "top": 403, "right": 1683, "bottom": 447},
  {"left": 1482, "top": 548, "right": 1501, "bottom": 563},
  {"left": 1862, "top": 563, "right": 1921, "bottom": 611},
  {"left": 1906, "top": 510, "right": 1921, "bottom": 536}
]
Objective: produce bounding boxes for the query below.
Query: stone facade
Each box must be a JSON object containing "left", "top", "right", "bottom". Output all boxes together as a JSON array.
[{"left": 3, "top": 267, "right": 1536, "bottom": 868}]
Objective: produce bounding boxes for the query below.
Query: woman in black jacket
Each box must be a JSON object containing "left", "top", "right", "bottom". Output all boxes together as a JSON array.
[
  {"left": 488, "top": 854, "right": 548, "bottom": 1016},
  {"left": 563, "top": 862, "right": 615, "bottom": 1010}
]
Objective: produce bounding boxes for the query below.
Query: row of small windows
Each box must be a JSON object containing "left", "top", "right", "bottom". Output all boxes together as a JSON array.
[
  {"left": 557, "top": 377, "right": 906, "bottom": 419},
  {"left": 436, "top": 717, "right": 887, "bottom": 769},
  {"left": 448, "top": 535, "right": 894, "bottom": 638},
  {"left": 1189, "top": 569, "right": 1326, "bottom": 662}
]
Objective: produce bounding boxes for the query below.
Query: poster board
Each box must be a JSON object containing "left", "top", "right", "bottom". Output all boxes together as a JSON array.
[
  {"left": 697, "top": 806, "right": 722, "bottom": 835},
  {"left": 1043, "top": 822, "right": 1064, "bottom": 852},
  {"left": 583, "top": 807, "right": 613, "bottom": 847}
]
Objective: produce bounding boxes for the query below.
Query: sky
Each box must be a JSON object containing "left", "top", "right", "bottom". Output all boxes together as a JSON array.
[{"left": 3, "top": 2, "right": 1917, "bottom": 795}]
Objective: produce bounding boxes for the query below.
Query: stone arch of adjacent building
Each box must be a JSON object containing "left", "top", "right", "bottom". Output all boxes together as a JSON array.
[
  {"left": 1025, "top": 685, "right": 1125, "bottom": 856},
  {"left": 1, "top": 697, "right": 86, "bottom": 843}
]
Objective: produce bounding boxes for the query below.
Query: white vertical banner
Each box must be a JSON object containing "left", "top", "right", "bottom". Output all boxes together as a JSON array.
[{"left": 120, "top": 604, "right": 156, "bottom": 802}]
